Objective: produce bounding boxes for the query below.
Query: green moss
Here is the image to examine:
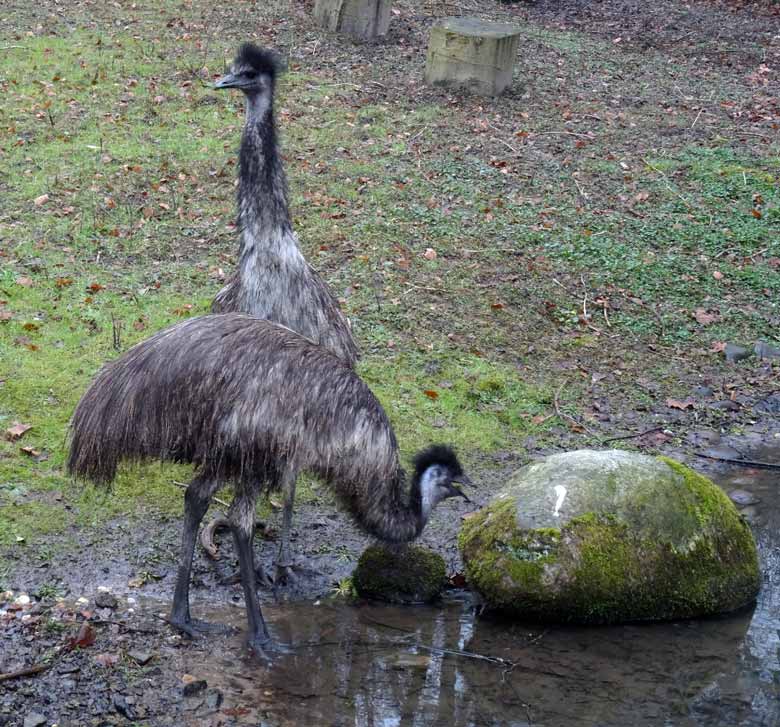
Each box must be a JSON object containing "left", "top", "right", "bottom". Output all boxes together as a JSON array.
[
  {"left": 352, "top": 544, "right": 446, "bottom": 604},
  {"left": 459, "top": 456, "right": 760, "bottom": 624}
]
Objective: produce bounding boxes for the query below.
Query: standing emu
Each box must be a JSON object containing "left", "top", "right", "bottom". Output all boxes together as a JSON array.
[
  {"left": 211, "top": 44, "right": 360, "bottom": 579},
  {"left": 67, "top": 314, "right": 470, "bottom": 651}
]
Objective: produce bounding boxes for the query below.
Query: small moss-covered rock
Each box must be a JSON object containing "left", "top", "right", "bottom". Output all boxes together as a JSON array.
[
  {"left": 459, "top": 450, "right": 760, "bottom": 624},
  {"left": 353, "top": 544, "right": 447, "bottom": 604}
]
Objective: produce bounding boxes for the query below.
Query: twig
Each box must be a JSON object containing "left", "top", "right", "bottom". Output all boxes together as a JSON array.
[
  {"left": 0, "top": 663, "right": 51, "bottom": 682},
  {"left": 535, "top": 130, "right": 592, "bottom": 139},
  {"left": 407, "top": 125, "right": 430, "bottom": 144},
  {"left": 491, "top": 136, "right": 522, "bottom": 155},
  {"left": 554, "top": 382, "right": 597, "bottom": 436},
  {"left": 694, "top": 453, "right": 780, "bottom": 470},
  {"left": 641, "top": 157, "right": 694, "bottom": 211},
  {"left": 601, "top": 426, "right": 665, "bottom": 445},
  {"left": 415, "top": 643, "right": 515, "bottom": 666},
  {"left": 602, "top": 300, "right": 611, "bottom": 328},
  {"left": 690, "top": 108, "right": 704, "bottom": 129},
  {"left": 0, "top": 45, "right": 25, "bottom": 51},
  {"left": 172, "top": 480, "right": 231, "bottom": 509},
  {"left": 91, "top": 619, "right": 158, "bottom": 635}
]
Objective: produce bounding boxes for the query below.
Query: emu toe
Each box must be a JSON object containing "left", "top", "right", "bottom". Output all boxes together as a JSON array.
[
  {"left": 218, "top": 563, "right": 274, "bottom": 588},
  {"left": 167, "top": 617, "right": 235, "bottom": 640}
]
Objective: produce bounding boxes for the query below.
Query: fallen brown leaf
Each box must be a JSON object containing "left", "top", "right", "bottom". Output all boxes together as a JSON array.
[
  {"left": 34, "top": 193, "right": 49, "bottom": 207},
  {"left": 666, "top": 397, "right": 695, "bottom": 411},
  {"left": 5, "top": 422, "right": 32, "bottom": 441},
  {"left": 694, "top": 308, "right": 719, "bottom": 326},
  {"left": 94, "top": 653, "right": 119, "bottom": 667},
  {"left": 68, "top": 622, "right": 96, "bottom": 650}
]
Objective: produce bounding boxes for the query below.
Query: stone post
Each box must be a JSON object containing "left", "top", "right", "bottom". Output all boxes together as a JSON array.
[
  {"left": 313, "top": 0, "right": 391, "bottom": 41},
  {"left": 425, "top": 17, "right": 522, "bottom": 96}
]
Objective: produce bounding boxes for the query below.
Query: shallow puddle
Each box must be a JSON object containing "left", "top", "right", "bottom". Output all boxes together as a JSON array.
[{"left": 170, "top": 448, "right": 780, "bottom": 726}]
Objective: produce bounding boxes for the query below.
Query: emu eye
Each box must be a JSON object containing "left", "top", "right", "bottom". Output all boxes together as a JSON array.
[{"left": 245, "top": 70, "right": 258, "bottom": 80}]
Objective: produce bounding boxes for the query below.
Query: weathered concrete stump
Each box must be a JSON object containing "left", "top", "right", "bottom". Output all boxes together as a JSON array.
[
  {"left": 313, "top": 0, "right": 391, "bottom": 41},
  {"left": 425, "top": 17, "right": 522, "bottom": 96}
]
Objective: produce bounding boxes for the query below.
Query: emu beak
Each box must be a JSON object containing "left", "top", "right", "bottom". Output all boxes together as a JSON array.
[
  {"left": 214, "top": 72, "right": 239, "bottom": 90},
  {"left": 454, "top": 473, "right": 474, "bottom": 487},
  {"left": 447, "top": 483, "right": 471, "bottom": 503}
]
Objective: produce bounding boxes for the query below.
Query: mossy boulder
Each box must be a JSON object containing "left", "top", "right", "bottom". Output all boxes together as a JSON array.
[
  {"left": 353, "top": 544, "right": 447, "bottom": 604},
  {"left": 459, "top": 450, "right": 760, "bottom": 624}
]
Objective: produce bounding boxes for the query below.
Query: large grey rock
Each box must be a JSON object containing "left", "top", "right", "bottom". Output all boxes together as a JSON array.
[{"left": 459, "top": 450, "right": 760, "bottom": 624}]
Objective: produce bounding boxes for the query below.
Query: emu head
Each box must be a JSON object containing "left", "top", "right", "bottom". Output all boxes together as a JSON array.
[
  {"left": 414, "top": 445, "right": 472, "bottom": 521},
  {"left": 214, "top": 43, "right": 281, "bottom": 101}
]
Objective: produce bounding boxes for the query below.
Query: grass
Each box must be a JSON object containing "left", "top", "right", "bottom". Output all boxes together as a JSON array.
[{"left": 1, "top": 0, "right": 778, "bottom": 557}]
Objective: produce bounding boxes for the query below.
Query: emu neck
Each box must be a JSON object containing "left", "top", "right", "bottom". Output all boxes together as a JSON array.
[
  {"left": 418, "top": 467, "right": 438, "bottom": 524},
  {"left": 237, "top": 92, "right": 293, "bottom": 264}
]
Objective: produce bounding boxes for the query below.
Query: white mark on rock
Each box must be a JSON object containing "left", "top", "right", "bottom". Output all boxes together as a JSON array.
[{"left": 553, "top": 485, "right": 567, "bottom": 518}]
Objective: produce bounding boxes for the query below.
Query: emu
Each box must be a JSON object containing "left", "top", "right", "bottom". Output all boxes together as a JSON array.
[
  {"left": 67, "top": 314, "right": 470, "bottom": 652},
  {"left": 211, "top": 43, "right": 360, "bottom": 580}
]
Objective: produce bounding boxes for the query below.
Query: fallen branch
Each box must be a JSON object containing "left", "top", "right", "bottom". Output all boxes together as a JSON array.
[
  {"left": 199, "top": 515, "right": 268, "bottom": 559},
  {"left": 0, "top": 663, "right": 51, "bottom": 683},
  {"left": 172, "top": 480, "right": 231, "bottom": 509},
  {"left": 200, "top": 516, "right": 231, "bottom": 559},
  {"left": 601, "top": 426, "right": 665, "bottom": 445},
  {"left": 694, "top": 453, "right": 780, "bottom": 470}
]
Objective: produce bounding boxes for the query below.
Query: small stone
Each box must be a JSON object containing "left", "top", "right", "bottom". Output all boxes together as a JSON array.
[
  {"left": 754, "top": 394, "right": 780, "bottom": 415},
  {"left": 392, "top": 654, "right": 431, "bottom": 669},
  {"left": 754, "top": 341, "right": 780, "bottom": 360},
  {"left": 204, "top": 690, "right": 223, "bottom": 710},
  {"left": 703, "top": 445, "right": 743, "bottom": 460},
  {"left": 23, "top": 713, "right": 46, "bottom": 727},
  {"left": 94, "top": 591, "right": 118, "bottom": 609},
  {"left": 729, "top": 490, "right": 760, "bottom": 507},
  {"left": 113, "top": 695, "right": 135, "bottom": 720},
  {"left": 693, "top": 385, "right": 714, "bottom": 397},
  {"left": 14, "top": 595, "right": 31, "bottom": 607},
  {"left": 127, "top": 650, "right": 153, "bottom": 666},
  {"left": 724, "top": 343, "right": 751, "bottom": 363},
  {"left": 182, "top": 680, "right": 207, "bottom": 697},
  {"left": 708, "top": 400, "right": 741, "bottom": 412}
]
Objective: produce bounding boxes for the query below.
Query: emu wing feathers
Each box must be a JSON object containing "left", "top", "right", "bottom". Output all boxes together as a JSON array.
[{"left": 67, "top": 315, "right": 395, "bottom": 509}]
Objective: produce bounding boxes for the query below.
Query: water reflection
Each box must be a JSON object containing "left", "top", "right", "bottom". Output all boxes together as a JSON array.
[{"left": 179, "top": 448, "right": 779, "bottom": 726}]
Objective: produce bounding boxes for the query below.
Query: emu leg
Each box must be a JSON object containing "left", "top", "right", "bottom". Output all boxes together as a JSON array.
[
  {"left": 275, "top": 468, "right": 297, "bottom": 585},
  {"left": 230, "top": 498, "right": 271, "bottom": 651},
  {"left": 169, "top": 476, "right": 227, "bottom": 637}
]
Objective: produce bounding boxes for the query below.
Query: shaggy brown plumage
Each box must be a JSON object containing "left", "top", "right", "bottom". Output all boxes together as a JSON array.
[{"left": 67, "top": 314, "right": 468, "bottom": 649}]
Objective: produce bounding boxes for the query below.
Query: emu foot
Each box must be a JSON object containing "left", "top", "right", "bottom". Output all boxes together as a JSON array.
[
  {"left": 219, "top": 563, "right": 274, "bottom": 588},
  {"left": 167, "top": 617, "right": 235, "bottom": 640},
  {"left": 274, "top": 561, "right": 317, "bottom": 587}
]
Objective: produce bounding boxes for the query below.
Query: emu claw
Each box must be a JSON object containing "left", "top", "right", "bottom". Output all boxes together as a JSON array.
[
  {"left": 167, "top": 617, "right": 234, "bottom": 639},
  {"left": 274, "top": 563, "right": 297, "bottom": 586},
  {"left": 218, "top": 563, "right": 274, "bottom": 588}
]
